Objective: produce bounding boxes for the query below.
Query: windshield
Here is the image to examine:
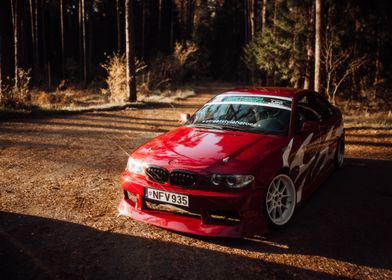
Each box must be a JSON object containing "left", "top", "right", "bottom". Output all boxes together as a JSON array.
[{"left": 187, "top": 94, "right": 292, "bottom": 135}]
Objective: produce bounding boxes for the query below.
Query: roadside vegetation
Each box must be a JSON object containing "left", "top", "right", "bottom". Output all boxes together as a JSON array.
[{"left": 0, "top": 0, "right": 390, "bottom": 117}]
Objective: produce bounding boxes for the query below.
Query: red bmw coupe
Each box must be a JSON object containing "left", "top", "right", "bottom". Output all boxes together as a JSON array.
[{"left": 119, "top": 88, "right": 344, "bottom": 237}]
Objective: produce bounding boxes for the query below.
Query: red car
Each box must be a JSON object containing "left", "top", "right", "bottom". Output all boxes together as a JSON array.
[{"left": 119, "top": 88, "right": 344, "bottom": 237}]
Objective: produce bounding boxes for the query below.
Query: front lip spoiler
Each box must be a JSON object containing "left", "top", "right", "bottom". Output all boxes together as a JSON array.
[{"left": 118, "top": 197, "right": 264, "bottom": 238}]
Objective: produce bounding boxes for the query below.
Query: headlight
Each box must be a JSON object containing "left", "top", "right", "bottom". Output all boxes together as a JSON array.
[
  {"left": 211, "top": 174, "right": 254, "bottom": 188},
  {"left": 126, "top": 157, "right": 145, "bottom": 175}
]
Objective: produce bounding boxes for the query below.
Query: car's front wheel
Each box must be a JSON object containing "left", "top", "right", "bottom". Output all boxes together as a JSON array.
[{"left": 265, "top": 174, "right": 297, "bottom": 227}]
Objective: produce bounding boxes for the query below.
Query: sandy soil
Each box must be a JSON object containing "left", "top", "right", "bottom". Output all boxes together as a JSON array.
[{"left": 1, "top": 84, "right": 392, "bottom": 280}]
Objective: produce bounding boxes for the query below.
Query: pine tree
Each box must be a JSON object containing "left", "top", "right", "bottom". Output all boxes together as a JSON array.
[{"left": 243, "top": 0, "right": 312, "bottom": 86}]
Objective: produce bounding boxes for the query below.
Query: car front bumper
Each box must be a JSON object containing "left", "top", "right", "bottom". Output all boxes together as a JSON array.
[{"left": 119, "top": 172, "right": 268, "bottom": 238}]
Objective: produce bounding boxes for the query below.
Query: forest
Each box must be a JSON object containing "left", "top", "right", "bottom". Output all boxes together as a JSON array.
[{"left": 0, "top": 0, "right": 391, "bottom": 110}]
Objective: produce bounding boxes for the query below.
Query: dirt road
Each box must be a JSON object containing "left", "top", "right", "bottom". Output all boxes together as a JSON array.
[{"left": 1, "top": 85, "right": 392, "bottom": 279}]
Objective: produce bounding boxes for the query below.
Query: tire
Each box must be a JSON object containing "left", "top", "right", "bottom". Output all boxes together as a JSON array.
[
  {"left": 334, "top": 135, "right": 345, "bottom": 169},
  {"left": 265, "top": 174, "right": 297, "bottom": 227}
]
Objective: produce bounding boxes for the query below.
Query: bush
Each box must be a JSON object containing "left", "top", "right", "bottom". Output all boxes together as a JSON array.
[
  {"left": 147, "top": 41, "right": 200, "bottom": 90},
  {"left": 0, "top": 68, "right": 32, "bottom": 108},
  {"left": 101, "top": 53, "right": 147, "bottom": 102},
  {"left": 101, "top": 42, "right": 200, "bottom": 100}
]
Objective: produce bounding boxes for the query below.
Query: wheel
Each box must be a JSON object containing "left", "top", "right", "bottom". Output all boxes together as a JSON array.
[
  {"left": 334, "top": 135, "right": 345, "bottom": 169},
  {"left": 265, "top": 174, "right": 296, "bottom": 227}
]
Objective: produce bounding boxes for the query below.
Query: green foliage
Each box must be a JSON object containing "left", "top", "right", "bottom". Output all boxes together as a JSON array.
[{"left": 242, "top": 0, "right": 311, "bottom": 87}]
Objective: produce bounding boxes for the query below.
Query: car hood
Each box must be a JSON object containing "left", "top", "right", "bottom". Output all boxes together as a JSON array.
[{"left": 133, "top": 126, "right": 286, "bottom": 172}]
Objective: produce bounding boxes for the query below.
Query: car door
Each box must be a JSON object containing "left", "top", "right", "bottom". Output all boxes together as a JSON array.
[
  {"left": 296, "top": 94, "right": 323, "bottom": 156},
  {"left": 289, "top": 94, "right": 323, "bottom": 202},
  {"left": 307, "top": 94, "right": 335, "bottom": 175}
]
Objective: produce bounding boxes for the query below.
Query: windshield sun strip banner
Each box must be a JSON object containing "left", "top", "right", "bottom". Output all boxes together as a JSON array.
[
  {"left": 221, "top": 92, "right": 293, "bottom": 101},
  {"left": 212, "top": 94, "right": 292, "bottom": 110},
  {"left": 207, "top": 101, "right": 292, "bottom": 111}
]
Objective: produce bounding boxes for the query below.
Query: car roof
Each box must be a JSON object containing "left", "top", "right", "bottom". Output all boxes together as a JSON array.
[{"left": 223, "top": 87, "right": 308, "bottom": 98}]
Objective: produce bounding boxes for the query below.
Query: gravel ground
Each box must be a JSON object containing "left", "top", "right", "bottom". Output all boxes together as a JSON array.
[{"left": 1, "top": 85, "right": 392, "bottom": 280}]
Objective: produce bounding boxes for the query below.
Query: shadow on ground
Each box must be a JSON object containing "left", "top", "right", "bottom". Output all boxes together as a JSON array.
[
  {"left": 203, "top": 157, "right": 392, "bottom": 270},
  {"left": 1, "top": 158, "right": 391, "bottom": 279},
  {"left": 1, "top": 212, "right": 339, "bottom": 280}
]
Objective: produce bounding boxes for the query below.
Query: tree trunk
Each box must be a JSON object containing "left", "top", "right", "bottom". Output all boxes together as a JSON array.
[
  {"left": 158, "top": 0, "right": 163, "bottom": 50},
  {"left": 292, "top": 6, "right": 299, "bottom": 87},
  {"left": 88, "top": 10, "right": 93, "bottom": 83},
  {"left": 180, "top": 0, "right": 185, "bottom": 39},
  {"left": 41, "top": 0, "right": 47, "bottom": 87},
  {"left": 34, "top": 0, "right": 39, "bottom": 77},
  {"left": 249, "top": 0, "right": 255, "bottom": 39},
  {"left": 304, "top": 33, "right": 313, "bottom": 89},
  {"left": 0, "top": 35, "right": 2, "bottom": 101},
  {"left": 20, "top": 2, "right": 25, "bottom": 69},
  {"left": 253, "top": 0, "right": 260, "bottom": 32},
  {"left": 116, "top": 0, "right": 121, "bottom": 52},
  {"left": 170, "top": 0, "right": 174, "bottom": 49},
  {"left": 81, "top": 0, "right": 87, "bottom": 87},
  {"left": 60, "top": 0, "right": 65, "bottom": 78},
  {"left": 314, "top": 0, "right": 321, "bottom": 93},
  {"left": 158, "top": 0, "right": 162, "bottom": 35},
  {"left": 244, "top": 0, "right": 249, "bottom": 43},
  {"left": 273, "top": 0, "right": 277, "bottom": 37},
  {"left": 78, "top": 0, "right": 82, "bottom": 81},
  {"left": 28, "top": 0, "right": 38, "bottom": 83},
  {"left": 141, "top": 0, "right": 145, "bottom": 58},
  {"left": 261, "top": 0, "right": 267, "bottom": 32},
  {"left": 11, "top": 0, "right": 18, "bottom": 90},
  {"left": 304, "top": 3, "right": 314, "bottom": 90},
  {"left": 125, "top": 0, "right": 136, "bottom": 102},
  {"left": 187, "top": 0, "right": 193, "bottom": 39}
]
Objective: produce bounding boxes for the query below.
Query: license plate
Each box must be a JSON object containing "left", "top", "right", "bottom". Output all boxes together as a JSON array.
[{"left": 145, "top": 188, "right": 189, "bottom": 207}]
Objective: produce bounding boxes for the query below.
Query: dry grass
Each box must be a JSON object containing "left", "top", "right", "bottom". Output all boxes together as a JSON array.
[
  {"left": 0, "top": 68, "right": 32, "bottom": 108},
  {"left": 26, "top": 87, "right": 195, "bottom": 113},
  {"left": 30, "top": 88, "right": 107, "bottom": 109}
]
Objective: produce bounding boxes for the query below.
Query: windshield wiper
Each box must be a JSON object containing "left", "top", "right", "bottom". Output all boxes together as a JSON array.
[
  {"left": 190, "top": 123, "right": 223, "bottom": 130},
  {"left": 220, "top": 125, "right": 251, "bottom": 132}
]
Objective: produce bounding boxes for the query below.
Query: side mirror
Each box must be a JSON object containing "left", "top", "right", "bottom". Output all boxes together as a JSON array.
[
  {"left": 300, "top": 121, "right": 318, "bottom": 134},
  {"left": 179, "top": 113, "right": 190, "bottom": 124}
]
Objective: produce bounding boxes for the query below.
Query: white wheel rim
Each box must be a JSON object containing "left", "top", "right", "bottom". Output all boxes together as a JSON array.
[
  {"left": 266, "top": 174, "right": 296, "bottom": 226},
  {"left": 337, "top": 139, "right": 344, "bottom": 167}
]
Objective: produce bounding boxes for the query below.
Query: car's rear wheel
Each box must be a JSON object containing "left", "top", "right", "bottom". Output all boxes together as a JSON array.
[
  {"left": 334, "top": 135, "right": 345, "bottom": 169},
  {"left": 265, "top": 174, "right": 296, "bottom": 227}
]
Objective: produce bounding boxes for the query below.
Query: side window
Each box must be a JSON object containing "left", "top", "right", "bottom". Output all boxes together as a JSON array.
[
  {"left": 296, "top": 95, "right": 321, "bottom": 132},
  {"left": 309, "top": 95, "right": 333, "bottom": 121}
]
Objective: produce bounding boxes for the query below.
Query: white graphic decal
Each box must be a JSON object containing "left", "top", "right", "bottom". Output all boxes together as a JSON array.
[
  {"left": 282, "top": 138, "right": 293, "bottom": 168},
  {"left": 282, "top": 124, "right": 343, "bottom": 204},
  {"left": 335, "top": 126, "right": 344, "bottom": 137},
  {"left": 313, "top": 127, "right": 334, "bottom": 174},
  {"left": 296, "top": 178, "right": 306, "bottom": 203},
  {"left": 295, "top": 155, "right": 315, "bottom": 203},
  {"left": 289, "top": 133, "right": 313, "bottom": 171}
]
